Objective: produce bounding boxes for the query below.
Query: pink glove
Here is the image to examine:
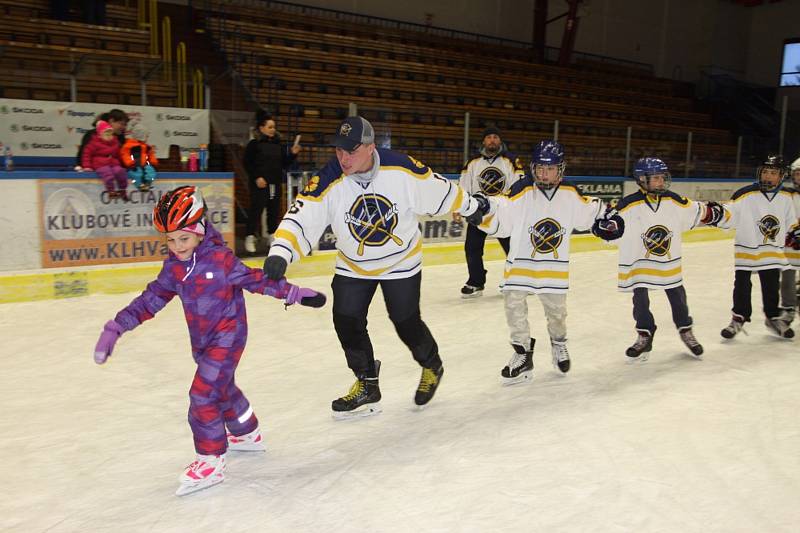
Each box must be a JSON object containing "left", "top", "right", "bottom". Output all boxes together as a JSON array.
[
  {"left": 94, "top": 320, "right": 124, "bottom": 364},
  {"left": 284, "top": 283, "right": 327, "bottom": 308}
]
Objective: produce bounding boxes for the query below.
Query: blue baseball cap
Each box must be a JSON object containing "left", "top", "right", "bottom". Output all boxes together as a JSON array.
[{"left": 332, "top": 116, "right": 375, "bottom": 151}]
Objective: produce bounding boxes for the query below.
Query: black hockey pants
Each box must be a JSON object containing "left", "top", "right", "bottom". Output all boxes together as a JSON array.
[
  {"left": 331, "top": 272, "right": 441, "bottom": 378},
  {"left": 732, "top": 268, "right": 781, "bottom": 320}
]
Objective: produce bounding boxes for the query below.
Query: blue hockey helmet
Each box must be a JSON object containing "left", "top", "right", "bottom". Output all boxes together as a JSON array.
[
  {"left": 531, "top": 140, "right": 566, "bottom": 190},
  {"left": 633, "top": 157, "right": 671, "bottom": 194},
  {"left": 756, "top": 154, "right": 786, "bottom": 192}
]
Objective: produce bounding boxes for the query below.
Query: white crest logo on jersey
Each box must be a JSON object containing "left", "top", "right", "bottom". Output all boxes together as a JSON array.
[
  {"left": 344, "top": 194, "right": 402, "bottom": 255},
  {"left": 641, "top": 225, "right": 673, "bottom": 259},
  {"left": 529, "top": 218, "right": 565, "bottom": 258}
]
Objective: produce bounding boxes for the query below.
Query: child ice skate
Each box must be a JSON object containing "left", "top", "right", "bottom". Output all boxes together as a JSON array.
[
  {"left": 592, "top": 157, "right": 727, "bottom": 361},
  {"left": 82, "top": 120, "right": 129, "bottom": 199},
  {"left": 93, "top": 186, "right": 326, "bottom": 496},
  {"left": 718, "top": 155, "right": 800, "bottom": 339},
  {"left": 121, "top": 124, "right": 158, "bottom": 191},
  {"left": 466, "top": 140, "right": 606, "bottom": 383}
]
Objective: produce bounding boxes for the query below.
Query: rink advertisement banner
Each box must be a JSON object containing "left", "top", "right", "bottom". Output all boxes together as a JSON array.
[
  {"left": 39, "top": 178, "right": 233, "bottom": 268},
  {"left": 0, "top": 98, "right": 209, "bottom": 159}
]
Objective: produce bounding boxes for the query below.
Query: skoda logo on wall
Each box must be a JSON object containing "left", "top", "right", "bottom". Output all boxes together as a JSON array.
[
  {"left": 10, "top": 124, "right": 18, "bottom": 132},
  {"left": 156, "top": 113, "right": 164, "bottom": 122},
  {"left": 20, "top": 142, "right": 29, "bottom": 151},
  {"left": 164, "top": 130, "right": 171, "bottom": 138}
]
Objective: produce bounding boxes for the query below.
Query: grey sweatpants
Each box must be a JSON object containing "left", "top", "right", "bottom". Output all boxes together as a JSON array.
[
  {"left": 780, "top": 269, "right": 797, "bottom": 309},
  {"left": 504, "top": 290, "right": 567, "bottom": 351}
]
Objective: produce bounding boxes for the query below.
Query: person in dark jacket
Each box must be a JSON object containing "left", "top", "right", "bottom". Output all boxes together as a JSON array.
[
  {"left": 242, "top": 110, "right": 301, "bottom": 253},
  {"left": 75, "top": 109, "right": 128, "bottom": 170}
]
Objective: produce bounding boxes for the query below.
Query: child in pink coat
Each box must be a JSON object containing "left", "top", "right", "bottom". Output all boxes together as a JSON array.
[{"left": 82, "top": 120, "right": 129, "bottom": 199}]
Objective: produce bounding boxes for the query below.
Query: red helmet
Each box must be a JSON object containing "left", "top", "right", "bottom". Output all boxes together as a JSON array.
[{"left": 153, "top": 186, "right": 206, "bottom": 233}]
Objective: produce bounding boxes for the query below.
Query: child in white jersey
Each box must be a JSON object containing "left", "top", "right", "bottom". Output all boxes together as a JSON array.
[
  {"left": 719, "top": 155, "right": 800, "bottom": 339},
  {"left": 591, "top": 157, "right": 726, "bottom": 361},
  {"left": 467, "top": 140, "right": 604, "bottom": 384}
]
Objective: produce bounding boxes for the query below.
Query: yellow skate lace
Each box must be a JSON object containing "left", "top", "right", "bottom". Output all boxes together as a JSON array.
[
  {"left": 341, "top": 380, "right": 365, "bottom": 401},
  {"left": 417, "top": 368, "right": 439, "bottom": 393}
]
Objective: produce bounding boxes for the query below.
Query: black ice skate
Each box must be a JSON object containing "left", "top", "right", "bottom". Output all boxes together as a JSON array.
[
  {"left": 331, "top": 360, "right": 382, "bottom": 420},
  {"left": 626, "top": 330, "right": 653, "bottom": 362},
  {"left": 765, "top": 316, "right": 795, "bottom": 339},
  {"left": 678, "top": 326, "right": 703, "bottom": 358},
  {"left": 501, "top": 338, "right": 535, "bottom": 385},
  {"left": 550, "top": 339, "right": 570, "bottom": 374},
  {"left": 720, "top": 314, "right": 747, "bottom": 339},
  {"left": 414, "top": 364, "right": 444, "bottom": 407},
  {"left": 460, "top": 284, "right": 484, "bottom": 299}
]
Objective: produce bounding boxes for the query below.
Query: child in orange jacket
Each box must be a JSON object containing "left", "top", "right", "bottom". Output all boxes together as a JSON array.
[{"left": 121, "top": 124, "right": 158, "bottom": 191}]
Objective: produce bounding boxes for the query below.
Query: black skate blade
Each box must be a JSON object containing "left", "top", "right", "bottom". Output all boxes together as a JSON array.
[
  {"left": 500, "top": 371, "right": 532, "bottom": 386},
  {"left": 331, "top": 402, "right": 382, "bottom": 421}
]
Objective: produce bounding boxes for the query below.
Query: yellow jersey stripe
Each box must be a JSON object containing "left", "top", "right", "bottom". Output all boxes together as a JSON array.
[
  {"left": 618, "top": 266, "right": 682, "bottom": 281},
  {"left": 337, "top": 238, "right": 423, "bottom": 276},
  {"left": 504, "top": 268, "right": 569, "bottom": 280},
  {"left": 274, "top": 229, "right": 303, "bottom": 256}
]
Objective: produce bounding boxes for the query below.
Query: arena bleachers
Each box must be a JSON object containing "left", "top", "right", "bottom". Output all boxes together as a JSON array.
[
  {"left": 203, "top": 3, "right": 738, "bottom": 175},
  {"left": 0, "top": 0, "right": 176, "bottom": 106}
]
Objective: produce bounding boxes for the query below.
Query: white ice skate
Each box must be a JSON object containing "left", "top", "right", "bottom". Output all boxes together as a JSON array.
[
  {"left": 176, "top": 454, "right": 226, "bottom": 496},
  {"left": 227, "top": 428, "right": 266, "bottom": 452}
]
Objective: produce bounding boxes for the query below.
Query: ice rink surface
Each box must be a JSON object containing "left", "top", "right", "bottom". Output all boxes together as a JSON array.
[{"left": 2, "top": 238, "right": 799, "bottom": 533}]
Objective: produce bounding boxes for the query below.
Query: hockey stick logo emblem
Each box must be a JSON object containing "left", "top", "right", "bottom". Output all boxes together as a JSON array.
[
  {"left": 345, "top": 194, "right": 403, "bottom": 255},
  {"left": 642, "top": 225, "right": 673, "bottom": 258},
  {"left": 478, "top": 167, "right": 506, "bottom": 196},
  {"left": 529, "top": 218, "right": 565, "bottom": 258},
  {"left": 757, "top": 214, "right": 780, "bottom": 244}
]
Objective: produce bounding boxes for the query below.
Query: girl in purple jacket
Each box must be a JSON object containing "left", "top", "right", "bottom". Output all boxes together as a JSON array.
[
  {"left": 81, "top": 120, "right": 129, "bottom": 199},
  {"left": 93, "top": 186, "right": 326, "bottom": 496}
]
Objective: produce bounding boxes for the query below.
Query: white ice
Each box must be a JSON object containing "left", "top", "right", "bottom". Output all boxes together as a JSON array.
[{"left": 2, "top": 239, "right": 799, "bottom": 533}]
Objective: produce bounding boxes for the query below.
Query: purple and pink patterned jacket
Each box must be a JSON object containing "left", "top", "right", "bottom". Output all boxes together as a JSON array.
[{"left": 115, "top": 222, "right": 288, "bottom": 354}]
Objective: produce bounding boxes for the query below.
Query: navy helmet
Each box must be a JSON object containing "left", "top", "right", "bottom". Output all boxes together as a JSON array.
[
  {"left": 531, "top": 140, "right": 565, "bottom": 190},
  {"left": 633, "top": 157, "right": 671, "bottom": 194},
  {"left": 756, "top": 154, "right": 786, "bottom": 192}
]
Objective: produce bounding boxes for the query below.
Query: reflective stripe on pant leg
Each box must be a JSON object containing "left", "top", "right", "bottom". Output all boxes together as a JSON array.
[
  {"left": 504, "top": 290, "right": 531, "bottom": 349},
  {"left": 221, "top": 377, "right": 258, "bottom": 437},
  {"left": 538, "top": 292, "right": 568, "bottom": 341}
]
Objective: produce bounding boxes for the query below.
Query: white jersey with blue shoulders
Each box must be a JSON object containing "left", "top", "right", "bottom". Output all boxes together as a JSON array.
[
  {"left": 613, "top": 190, "right": 706, "bottom": 291},
  {"left": 459, "top": 151, "right": 524, "bottom": 197},
  {"left": 782, "top": 186, "right": 800, "bottom": 268},
  {"left": 268, "top": 148, "right": 478, "bottom": 280},
  {"left": 476, "top": 176, "right": 604, "bottom": 294},
  {"left": 722, "top": 184, "right": 798, "bottom": 271}
]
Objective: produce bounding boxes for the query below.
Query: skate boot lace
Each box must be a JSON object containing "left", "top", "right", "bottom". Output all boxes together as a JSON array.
[
  {"left": 418, "top": 368, "right": 439, "bottom": 392},
  {"left": 341, "top": 380, "right": 365, "bottom": 401},
  {"left": 552, "top": 342, "right": 569, "bottom": 362},
  {"left": 509, "top": 351, "right": 528, "bottom": 370},
  {"left": 633, "top": 333, "right": 650, "bottom": 350},
  {"left": 680, "top": 329, "right": 700, "bottom": 347}
]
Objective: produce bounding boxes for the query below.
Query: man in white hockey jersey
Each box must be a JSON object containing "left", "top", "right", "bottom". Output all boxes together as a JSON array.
[
  {"left": 719, "top": 155, "right": 800, "bottom": 339},
  {"left": 466, "top": 140, "right": 604, "bottom": 383},
  {"left": 262, "top": 116, "right": 484, "bottom": 418},
  {"left": 778, "top": 157, "right": 800, "bottom": 323},
  {"left": 591, "top": 157, "right": 727, "bottom": 361},
  {"left": 456, "top": 126, "right": 524, "bottom": 298}
]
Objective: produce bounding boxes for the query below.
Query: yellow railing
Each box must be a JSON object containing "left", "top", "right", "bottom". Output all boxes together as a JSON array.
[
  {"left": 193, "top": 68, "right": 204, "bottom": 109},
  {"left": 176, "top": 42, "right": 187, "bottom": 107},
  {"left": 162, "top": 16, "right": 172, "bottom": 82},
  {"left": 148, "top": 0, "right": 158, "bottom": 56}
]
